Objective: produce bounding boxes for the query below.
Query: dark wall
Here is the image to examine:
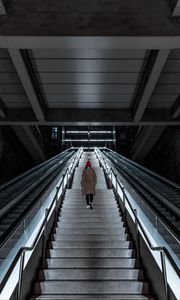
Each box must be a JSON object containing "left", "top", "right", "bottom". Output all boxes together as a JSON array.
[
  {"left": 143, "top": 127, "right": 180, "bottom": 185},
  {"left": 0, "top": 126, "right": 35, "bottom": 185},
  {"left": 40, "top": 126, "right": 63, "bottom": 158},
  {"left": 115, "top": 126, "right": 139, "bottom": 157}
]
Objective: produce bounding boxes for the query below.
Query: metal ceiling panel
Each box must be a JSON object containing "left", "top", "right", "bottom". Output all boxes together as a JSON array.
[
  {"left": 0, "top": 73, "right": 21, "bottom": 84},
  {"left": 30, "top": 49, "right": 147, "bottom": 59},
  {"left": 164, "top": 60, "right": 180, "bottom": 72},
  {"left": 0, "top": 84, "right": 25, "bottom": 94},
  {"left": 0, "top": 49, "right": 32, "bottom": 109},
  {"left": 150, "top": 95, "right": 177, "bottom": 103},
  {"left": 5, "top": 102, "right": 31, "bottom": 108},
  {"left": 148, "top": 102, "right": 172, "bottom": 108},
  {"left": 29, "top": 49, "right": 146, "bottom": 110},
  {"left": 42, "top": 84, "right": 137, "bottom": 94},
  {"left": 46, "top": 94, "right": 133, "bottom": 103},
  {"left": 1, "top": 94, "right": 31, "bottom": 102},
  {"left": 155, "top": 84, "right": 180, "bottom": 94},
  {"left": 0, "top": 60, "right": 15, "bottom": 72},
  {"left": 48, "top": 102, "right": 131, "bottom": 108},
  {"left": 0, "top": 49, "right": 9, "bottom": 58},
  {"left": 159, "top": 73, "right": 180, "bottom": 84},
  {"left": 36, "top": 73, "right": 140, "bottom": 84},
  {"left": 148, "top": 51, "right": 180, "bottom": 109},
  {"left": 32, "top": 59, "right": 143, "bottom": 73},
  {"left": 169, "top": 49, "right": 180, "bottom": 59}
]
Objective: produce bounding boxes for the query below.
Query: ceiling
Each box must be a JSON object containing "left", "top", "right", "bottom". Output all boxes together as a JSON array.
[
  {"left": 0, "top": 46, "right": 179, "bottom": 125},
  {"left": 0, "top": 0, "right": 179, "bottom": 163}
]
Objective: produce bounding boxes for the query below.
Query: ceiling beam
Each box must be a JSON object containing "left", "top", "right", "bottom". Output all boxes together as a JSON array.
[
  {"left": 12, "top": 125, "right": 46, "bottom": 163},
  {"left": 0, "top": 36, "right": 180, "bottom": 50},
  {"left": 0, "top": 108, "right": 180, "bottom": 125},
  {"left": 172, "top": 95, "right": 180, "bottom": 118},
  {"left": 8, "top": 49, "right": 45, "bottom": 121},
  {"left": 0, "top": 0, "right": 6, "bottom": 15},
  {"left": 133, "top": 49, "right": 170, "bottom": 122}
]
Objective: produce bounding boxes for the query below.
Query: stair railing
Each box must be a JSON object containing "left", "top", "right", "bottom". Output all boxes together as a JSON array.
[
  {"left": 0, "top": 147, "right": 83, "bottom": 300},
  {"left": 95, "top": 148, "right": 180, "bottom": 300},
  {"left": 103, "top": 147, "right": 180, "bottom": 191}
]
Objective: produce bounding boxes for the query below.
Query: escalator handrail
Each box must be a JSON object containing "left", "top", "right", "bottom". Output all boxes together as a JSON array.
[
  {"left": 0, "top": 148, "right": 82, "bottom": 294},
  {"left": 103, "top": 151, "right": 180, "bottom": 245},
  {"left": 0, "top": 151, "right": 76, "bottom": 249},
  {"left": 104, "top": 147, "right": 180, "bottom": 191},
  {"left": 0, "top": 151, "right": 74, "bottom": 218},
  {"left": 97, "top": 150, "right": 180, "bottom": 279},
  {"left": 0, "top": 147, "right": 74, "bottom": 191},
  {"left": 106, "top": 151, "right": 180, "bottom": 220}
]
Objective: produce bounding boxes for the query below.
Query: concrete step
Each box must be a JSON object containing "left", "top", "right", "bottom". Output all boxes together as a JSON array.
[
  {"left": 65, "top": 192, "right": 114, "bottom": 195},
  {"left": 44, "top": 258, "right": 138, "bottom": 269},
  {"left": 67, "top": 195, "right": 114, "bottom": 198},
  {"left": 62, "top": 202, "right": 117, "bottom": 207},
  {"left": 66, "top": 191, "right": 114, "bottom": 194},
  {"left": 64, "top": 198, "right": 116, "bottom": 202},
  {"left": 58, "top": 217, "right": 123, "bottom": 223},
  {"left": 47, "top": 248, "right": 135, "bottom": 258},
  {"left": 55, "top": 228, "right": 127, "bottom": 235},
  {"left": 30, "top": 154, "right": 154, "bottom": 300},
  {"left": 53, "top": 234, "right": 129, "bottom": 241},
  {"left": 66, "top": 192, "right": 114, "bottom": 195},
  {"left": 56, "top": 222, "right": 124, "bottom": 228},
  {"left": 34, "top": 281, "right": 149, "bottom": 295},
  {"left": 59, "top": 212, "right": 121, "bottom": 218},
  {"left": 60, "top": 208, "right": 119, "bottom": 213},
  {"left": 31, "top": 295, "right": 154, "bottom": 300},
  {"left": 63, "top": 203, "right": 117, "bottom": 207},
  {"left": 50, "top": 240, "right": 133, "bottom": 249},
  {"left": 39, "top": 268, "right": 144, "bottom": 280},
  {"left": 66, "top": 189, "right": 113, "bottom": 192}
]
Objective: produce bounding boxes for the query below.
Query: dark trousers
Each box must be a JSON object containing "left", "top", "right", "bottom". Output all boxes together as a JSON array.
[{"left": 86, "top": 193, "right": 93, "bottom": 205}]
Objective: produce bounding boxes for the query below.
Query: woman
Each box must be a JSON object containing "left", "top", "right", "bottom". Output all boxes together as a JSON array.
[{"left": 81, "top": 160, "right": 97, "bottom": 209}]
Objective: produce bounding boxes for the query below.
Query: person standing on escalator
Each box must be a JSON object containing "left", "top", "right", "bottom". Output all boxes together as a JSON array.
[{"left": 81, "top": 160, "right": 97, "bottom": 209}]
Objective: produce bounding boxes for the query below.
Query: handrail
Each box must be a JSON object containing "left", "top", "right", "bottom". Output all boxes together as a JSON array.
[
  {"left": 0, "top": 151, "right": 75, "bottom": 250},
  {"left": 103, "top": 147, "right": 180, "bottom": 191},
  {"left": 0, "top": 147, "right": 74, "bottom": 190},
  {"left": 96, "top": 148, "right": 180, "bottom": 300},
  {"left": 0, "top": 150, "right": 74, "bottom": 216},
  {"left": 103, "top": 150, "right": 180, "bottom": 244},
  {"left": 0, "top": 148, "right": 82, "bottom": 299},
  {"left": 105, "top": 150, "right": 180, "bottom": 218}
]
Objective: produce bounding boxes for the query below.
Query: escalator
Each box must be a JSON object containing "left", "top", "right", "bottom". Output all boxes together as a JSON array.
[
  {"left": 0, "top": 149, "right": 76, "bottom": 266},
  {"left": 102, "top": 148, "right": 180, "bottom": 259}
]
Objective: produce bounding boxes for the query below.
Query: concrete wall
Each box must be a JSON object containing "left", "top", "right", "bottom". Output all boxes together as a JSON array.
[{"left": 0, "top": 126, "right": 35, "bottom": 185}]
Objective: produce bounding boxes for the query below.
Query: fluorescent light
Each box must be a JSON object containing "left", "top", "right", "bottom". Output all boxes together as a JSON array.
[{"left": 62, "top": 139, "right": 115, "bottom": 142}]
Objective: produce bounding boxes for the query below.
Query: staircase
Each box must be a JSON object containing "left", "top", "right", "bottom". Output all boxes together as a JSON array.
[{"left": 31, "top": 152, "right": 154, "bottom": 300}]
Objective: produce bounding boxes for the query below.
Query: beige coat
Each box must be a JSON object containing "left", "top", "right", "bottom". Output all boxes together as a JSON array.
[{"left": 81, "top": 167, "right": 97, "bottom": 196}]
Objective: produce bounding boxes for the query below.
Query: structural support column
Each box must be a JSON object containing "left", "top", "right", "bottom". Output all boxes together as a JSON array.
[
  {"left": 0, "top": 97, "right": 7, "bottom": 118},
  {"left": 172, "top": 95, "right": 180, "bottom": 118},
  {"left": 173, "top": 0, "right": 180, "bottom": 16},
  {"left": 131, "top": 126, "right": 166, "bottom": 162},
  {"left": 8, "top": 49, "right": 45, "bottom": 121},
  {"left": 0, "top": 0, "right": 6, "bottom": 15},
  {"left": 12, "top": 125, "right": 46, "bottom": 163},
  {"left": 133, "top": 50, "right": 170, "bottom": 122}
]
